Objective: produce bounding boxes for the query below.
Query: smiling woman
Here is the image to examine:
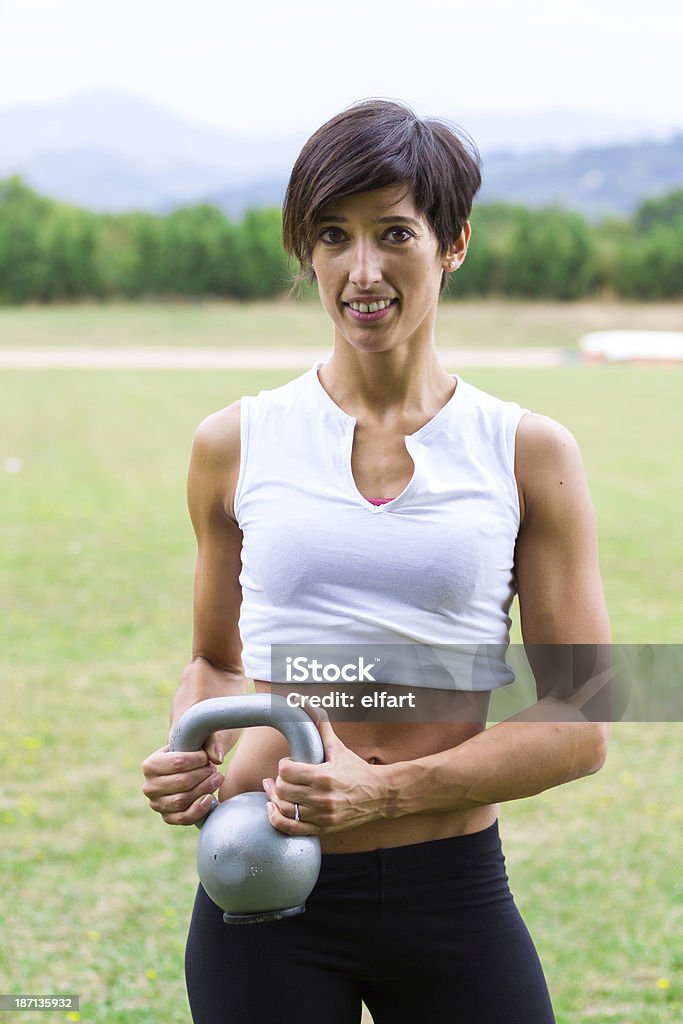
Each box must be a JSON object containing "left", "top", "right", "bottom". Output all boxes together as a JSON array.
[
  {"left": 142, "top": 98, "right": 610, "bottom": 1024},
  {"left": 308, "top": 184, "right": 472, "bottom": 353}
]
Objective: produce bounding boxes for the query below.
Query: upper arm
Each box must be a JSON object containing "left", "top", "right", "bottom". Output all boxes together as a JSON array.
[
  {"left": 514, "top": 412, "right": 611, "bottom": 647},
  {"left": 187, "top": 401, "right": 245, "bottom": 674}
]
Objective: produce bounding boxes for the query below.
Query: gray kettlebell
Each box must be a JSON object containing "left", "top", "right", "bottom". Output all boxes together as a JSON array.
[{"left": 169, "top": 694, "right": 324, "bottom": 924}]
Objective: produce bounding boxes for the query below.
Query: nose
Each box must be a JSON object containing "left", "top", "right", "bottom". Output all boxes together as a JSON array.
[{"left": 349, "top": 239, "right": 382, "bottom": 289}]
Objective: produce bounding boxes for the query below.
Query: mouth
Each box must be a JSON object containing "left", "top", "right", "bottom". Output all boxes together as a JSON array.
[{"left": 343, "top": 298, "right": 398, "bottom": 323}]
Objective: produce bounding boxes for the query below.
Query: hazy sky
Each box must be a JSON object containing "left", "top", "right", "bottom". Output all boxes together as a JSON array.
[{"left": 1, "top": 0, "right": 681, "bottom": 137}]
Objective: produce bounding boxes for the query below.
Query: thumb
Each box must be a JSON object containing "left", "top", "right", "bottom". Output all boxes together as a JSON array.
[
  {"left": 206, "top": 734, "right": 224, "bottom": 765},
  {"left": 299, "top": 701, "right": 341, "bottom": 755}
]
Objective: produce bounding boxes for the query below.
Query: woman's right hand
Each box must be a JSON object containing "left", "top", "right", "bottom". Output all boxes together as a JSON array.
[{"left": 141, "top": 740, "right": 226, "bottom": 826}]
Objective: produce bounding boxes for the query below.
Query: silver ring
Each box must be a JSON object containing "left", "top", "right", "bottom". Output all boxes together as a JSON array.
[{"left": 294, "top": 803, "right": 300, "bottom": 822}]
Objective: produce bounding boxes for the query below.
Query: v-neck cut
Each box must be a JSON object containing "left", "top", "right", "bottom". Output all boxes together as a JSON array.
[{"left": 311, "top": 361, "right": 462, "bottom": 513}]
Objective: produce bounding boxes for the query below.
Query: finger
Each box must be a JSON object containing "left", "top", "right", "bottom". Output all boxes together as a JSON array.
[
  {"left": 297, "top": 700, "right": 341, "bottom": 753},
  {"left": 275, "top": 758, "right": 321, "bottom": 788},
  {"left": 159, "top": 792, "right": 218, "bottom": 827},
  {"left": 268, "top": 793, "right": 299, "bottom": 821},
  {"left": 266, "top": 800, "right": 319, "bottom": 837},
  {"left": 203, "top": 732, "right": 225, "bottom": 765},
  {"left": 143, "top": 763, "right": 223, "bottom": 802},
  {"left": 298, "top": 699, "right": 330, "bottom": 728},
  {"left": 262, "top": 779, "right": 304, "bottom": 820},
  {"left": 146, "top": 771, "right": 223, "bottom": 821},
  {"left": 313, "top": 716, "right": 341, "bottom": 755},
  {"left": 263, "top": 776, "right": 309, "bottom": 804},
  {"left": 142, "top": 746, "right": 211, "bottom": 779}
]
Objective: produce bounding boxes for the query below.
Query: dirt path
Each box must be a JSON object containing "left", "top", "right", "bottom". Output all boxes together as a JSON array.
[{"left": 0, "top": 346, "right": 573, "bottom": 369}]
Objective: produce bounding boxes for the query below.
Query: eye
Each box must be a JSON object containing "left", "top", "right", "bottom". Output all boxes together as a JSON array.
[
  {"left": 384, "top": 227, "right": 414, "bottom": 243},
  {"left": 318, "top": 228, "right": 346, "bottom": 244}
]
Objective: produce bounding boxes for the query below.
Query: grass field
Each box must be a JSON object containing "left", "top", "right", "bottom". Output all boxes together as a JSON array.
[
  {"left": 1, "top": 296, "right": 682, "bottom": 350},
  {"left": 1, "top": 336, "right": 682, "bottom": 1021}
]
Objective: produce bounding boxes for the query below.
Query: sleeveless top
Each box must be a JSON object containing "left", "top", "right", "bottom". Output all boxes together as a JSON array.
[{"left": 234, "top": 362, "right": 529, "bottom": 690}]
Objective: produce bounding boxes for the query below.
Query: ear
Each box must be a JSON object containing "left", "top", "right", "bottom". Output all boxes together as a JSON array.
[{"left": 442, "top": 221, "right": 471, "bottom": 273}]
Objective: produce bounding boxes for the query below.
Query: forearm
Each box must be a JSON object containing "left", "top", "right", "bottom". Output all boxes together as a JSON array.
[
  {"left": 383, "top": 697, "right": 610, "bottom": 818},
  {"left": 168, "top": 655, "right": 250, "bottom": 747}
]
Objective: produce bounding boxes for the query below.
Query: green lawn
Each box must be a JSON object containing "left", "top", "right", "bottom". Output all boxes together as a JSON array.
[
  {"left": 1, "top": 365, "right": 681, "bottom": 1023},
  {"left": 1, "top": 296, "right": 682, "bottom": 349}
]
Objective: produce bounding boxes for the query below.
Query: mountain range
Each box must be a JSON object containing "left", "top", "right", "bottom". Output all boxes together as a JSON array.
[{"left": 1, "top": 91, "right": 681, "bottom": 222}]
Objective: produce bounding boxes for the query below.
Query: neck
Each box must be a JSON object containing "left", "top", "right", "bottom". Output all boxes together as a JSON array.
[{"left": 320, "top": 341, "right": 455, "bottom": 423}]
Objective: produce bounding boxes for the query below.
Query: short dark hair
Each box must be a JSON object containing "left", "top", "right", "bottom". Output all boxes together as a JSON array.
[{"left": 281, "top": 98, "right": 482, "bottom": 295}]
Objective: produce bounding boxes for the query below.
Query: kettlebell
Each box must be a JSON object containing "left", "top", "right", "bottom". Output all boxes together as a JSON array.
[{"left": 169, "top": 694, "right": 324, "bottom": 924}]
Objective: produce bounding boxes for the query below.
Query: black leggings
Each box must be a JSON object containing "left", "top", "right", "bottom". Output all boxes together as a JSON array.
[{"left": 185, "top": 819, "right": 556, "bottom": 1024}]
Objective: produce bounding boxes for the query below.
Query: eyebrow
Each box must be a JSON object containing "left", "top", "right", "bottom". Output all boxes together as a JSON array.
[{"left": 317, "top": 215, "right": 422, "bottom": 228}]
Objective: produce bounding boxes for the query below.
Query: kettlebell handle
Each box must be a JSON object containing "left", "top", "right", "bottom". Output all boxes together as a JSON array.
[{"left": 169, "top": 694, "right": 325, "bottom": 826}]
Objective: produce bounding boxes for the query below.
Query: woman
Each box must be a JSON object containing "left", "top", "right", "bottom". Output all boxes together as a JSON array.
[{"left": 142, "top": 99, "right": 611, "bottom": 1024}]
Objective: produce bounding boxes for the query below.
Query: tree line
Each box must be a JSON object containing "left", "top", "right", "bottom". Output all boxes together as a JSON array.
[{"left": 1, "top": 175, "right": 682, "bottom": 304}]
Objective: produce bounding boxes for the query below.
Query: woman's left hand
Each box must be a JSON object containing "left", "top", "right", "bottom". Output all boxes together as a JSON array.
[{"left": 262, "top": 708, "right": 391, "bottom": 835}]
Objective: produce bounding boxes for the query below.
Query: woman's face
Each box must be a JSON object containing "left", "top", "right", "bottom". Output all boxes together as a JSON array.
[{"left": 310, "top": 184, "right": 469, "bottom": 355}]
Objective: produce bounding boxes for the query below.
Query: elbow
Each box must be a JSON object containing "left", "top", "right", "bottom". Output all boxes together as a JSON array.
[{"left": 583, "top": 722, "right": 610, "bottom": 776}]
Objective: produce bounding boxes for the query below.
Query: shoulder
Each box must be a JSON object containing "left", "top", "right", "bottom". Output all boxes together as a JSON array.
[
  {"left": 189, "top": 401, "right": 242, "bottom": 523},
  {"left": 192, "top": 400, "right": 242, "bottom": 461},
  {"left": 515, "top": 412, "right": 587, "bottom": 528},
  {"left": 516, "top": 411, "right": 580, "bottom": 468}
]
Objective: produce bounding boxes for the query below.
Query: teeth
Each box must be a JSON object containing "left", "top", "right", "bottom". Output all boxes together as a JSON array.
[{"left": 348, "top": 299, "right": 393, "bottom": 313}]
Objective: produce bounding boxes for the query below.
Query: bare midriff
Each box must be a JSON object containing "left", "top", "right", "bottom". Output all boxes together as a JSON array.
[{"left": 217, "top": 680, "right": 497, "bottom": 853}]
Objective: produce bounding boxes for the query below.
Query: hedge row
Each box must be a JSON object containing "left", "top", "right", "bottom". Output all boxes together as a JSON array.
[{"left": 1, "top": 176, "right": 682, "bottom": 303}]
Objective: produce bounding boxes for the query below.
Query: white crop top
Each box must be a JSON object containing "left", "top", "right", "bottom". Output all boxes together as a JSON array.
[{"left": 234, "top": 362, "right": 529, "bottom": 689}]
